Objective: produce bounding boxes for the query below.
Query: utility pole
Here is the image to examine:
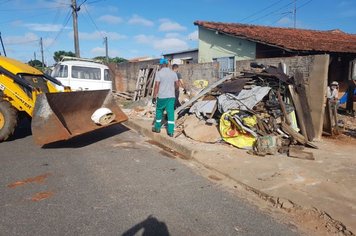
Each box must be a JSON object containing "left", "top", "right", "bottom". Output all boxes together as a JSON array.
[
  {"left": 104, "top": 36, "right": 109, "bottom": 62},
  {"left": 293, "top": 0, "right": 297, "bottom": 29},
  {"left": 71, "top": 0, "right": 80, "bottom": 57},
  {"left": 40, "top": 37, "right": 45, "bottom": 67},
  {"left": 34, "top": 52, "right": 37, "bottom": 61},
  {"left": 0, "top": 32, "right": 7, "bottom": 56}
]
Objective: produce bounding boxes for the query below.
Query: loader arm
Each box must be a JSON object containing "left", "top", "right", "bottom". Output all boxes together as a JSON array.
[{"left": 0, "top": 66, "right": 37, "bottom": 116}]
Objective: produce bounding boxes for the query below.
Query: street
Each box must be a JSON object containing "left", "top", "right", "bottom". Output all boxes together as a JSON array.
[{"left": 0, "top": 121, "right": 298, "bottom": 236}]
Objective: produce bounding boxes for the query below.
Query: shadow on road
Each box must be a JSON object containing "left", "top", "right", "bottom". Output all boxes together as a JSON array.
[
  {"left": 122, "top": 215, "right": 170, "bottom": 236},
  {"left": 7, "top": 117, "right": 32, "bottom": 141},
  {"left": 42, "top": 124, "right": 130, "bottom": 149}
]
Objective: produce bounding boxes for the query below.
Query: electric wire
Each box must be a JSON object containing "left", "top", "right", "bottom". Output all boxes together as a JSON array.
[
  {"left": 271, "top": 0, "right": 314, "bottom": 26},
  {"left": 82, "top": 4, "right": 105, "bottom": 38},
  {"left": 44, "top": 9, "right": 72, "bottom": 50},
  {"left": 240, "top": 0, "right": 284, "bottom": 22},
  {"left": 247, "top": 1, "right": 297, "bottom": 24}
]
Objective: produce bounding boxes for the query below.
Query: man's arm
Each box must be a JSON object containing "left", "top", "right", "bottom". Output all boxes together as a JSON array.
[
  {"left": 175, "top": 81, "right": 179, "bottom": 91},
  {"left": 153, "top": 82, "right": 160, "bottom": 98}
]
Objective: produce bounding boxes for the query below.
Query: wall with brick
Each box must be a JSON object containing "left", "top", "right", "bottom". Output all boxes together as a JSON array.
[
  {"left": 236, "top": 55, "right": 316, "bottom": 81},
  {"left": 112, "top": 61, "right": 219, "bottom": 92}
]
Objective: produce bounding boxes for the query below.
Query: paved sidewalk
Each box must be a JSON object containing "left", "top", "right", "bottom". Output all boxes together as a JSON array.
[{"left": 124, "top": 118, "right": 356, "bottom": 234}]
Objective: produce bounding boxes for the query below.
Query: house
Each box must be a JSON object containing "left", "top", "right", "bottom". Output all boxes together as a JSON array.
[
  {"left": 194, "top": 21, "right": 356, "bottom": 84},
  {"left": 163, "top": 48, "right": 198, "bottom": 65}
]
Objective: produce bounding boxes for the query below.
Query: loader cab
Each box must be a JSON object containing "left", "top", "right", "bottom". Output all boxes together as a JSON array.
[{"left": 51, "top": 57, "right": 112, "bottom": 91}]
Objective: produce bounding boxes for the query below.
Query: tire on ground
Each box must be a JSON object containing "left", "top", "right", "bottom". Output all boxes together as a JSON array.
[{"left": 0, "top": 100, "right": 17, "bottom": 141}]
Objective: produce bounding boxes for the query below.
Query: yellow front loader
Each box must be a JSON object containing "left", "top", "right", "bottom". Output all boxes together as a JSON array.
[{"left": 0, "top": 56, "right": 128, "bottom": 145}]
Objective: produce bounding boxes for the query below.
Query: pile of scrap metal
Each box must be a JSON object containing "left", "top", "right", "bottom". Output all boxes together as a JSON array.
[{"left": 177, "top": 63, "right": 317, "bottom": 160}]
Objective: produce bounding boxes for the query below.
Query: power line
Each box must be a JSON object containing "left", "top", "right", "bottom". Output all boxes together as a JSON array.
[
  {"left": 247, "top": 1, "right": 296, "bottom": 24},
  {"left": 298, "top": 0, "right": 313, "bottom": 9},
  {"left": 240, "top": 0, "right": 284, "bottom": 22},
  {"left": 44, "top": 9, "right": 72, "bottom": 50},
  {"left": 86, "top": 0, "right": 107, "bottom": 4},
  {"left": 82, "top": 4, "right": 104, "bottom": 37},
  {"left": 271, "top": 0, "right": 313, "bottom": 27}
]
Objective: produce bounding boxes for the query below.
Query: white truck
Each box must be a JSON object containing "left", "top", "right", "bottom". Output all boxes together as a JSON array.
[{"left": 51, "top": 56, "right": 112, "bottom": 91}]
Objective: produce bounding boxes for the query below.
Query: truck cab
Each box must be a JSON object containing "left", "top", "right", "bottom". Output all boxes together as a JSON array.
[{"left": 51, "top": 57, "right": 112, "bottom": 91}]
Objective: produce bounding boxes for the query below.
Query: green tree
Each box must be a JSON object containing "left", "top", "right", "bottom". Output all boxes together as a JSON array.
[
  {"left": 111, "top": 57, "right": 127, "bottom": 63},
  {"left": 28, "top": 59, "right": 46, "bottom": 68},
  {"left": 93, "top": 56, "right": 127, "bottom": 63},
  {"left": 53, "top": 50, "right": 76, "bottom": 62}
]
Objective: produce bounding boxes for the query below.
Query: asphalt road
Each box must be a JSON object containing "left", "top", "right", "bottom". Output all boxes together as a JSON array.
[{"left": 0, "top": 121, "right": 299, "bottom": 236}]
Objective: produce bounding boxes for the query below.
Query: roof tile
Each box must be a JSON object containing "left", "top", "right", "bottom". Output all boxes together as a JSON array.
[{"left": 194, "top": 21, "right": 356, "bottom": 53}]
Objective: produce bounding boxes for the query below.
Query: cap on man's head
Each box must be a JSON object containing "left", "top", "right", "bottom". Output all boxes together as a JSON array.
[
  {"left": 159, "top": 58, "right": 168, "bottom": 65},
  {"left": 331, "top": 81, "right": 339, "bottom": 86}
]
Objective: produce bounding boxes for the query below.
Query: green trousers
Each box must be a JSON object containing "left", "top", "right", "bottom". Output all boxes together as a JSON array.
[{"left": 154, "top": 97, "right": 175, "bottom": 135}]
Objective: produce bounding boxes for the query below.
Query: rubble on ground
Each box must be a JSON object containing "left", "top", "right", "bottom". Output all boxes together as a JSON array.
[{"left": 121, "top": 62, "right": 356, "bottom": 159}]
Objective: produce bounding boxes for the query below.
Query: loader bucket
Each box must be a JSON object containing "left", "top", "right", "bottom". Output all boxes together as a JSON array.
[{"left": 31, "top": 90, "right": 128, "bottom": 146}]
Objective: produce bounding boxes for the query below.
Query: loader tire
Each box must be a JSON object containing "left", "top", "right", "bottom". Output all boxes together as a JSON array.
[{"left": 0, "top": 100, "right": 18, "bottom": 142}]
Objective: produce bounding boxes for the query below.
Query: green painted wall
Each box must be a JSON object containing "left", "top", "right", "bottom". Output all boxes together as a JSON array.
[{"left": 198, "top": 27, "right": 256, "bottom": 63}]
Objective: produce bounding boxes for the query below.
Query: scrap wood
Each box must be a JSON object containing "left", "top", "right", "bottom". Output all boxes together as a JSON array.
[
  {"left": 293, "top": 71, "right": 315, "bottom": 141},
  {"left": 281, "top": 122, "right": 318, "bottom": 149},
  {"left": 264, "top": 66, "right": 292, "bottom": 84},
  {"left": 288, "top": 145, "right": 315, "bottom": 160},
  {"left": 174, "top": 115, "right": 189, "bottom": 138},
  {"left": 114, "top": 92, "right": 133, "bottom": 100},
  {"left": 288, "top": 85, "right": 308, "bottom": 140},
  {"left": 214, "top": 78, "right": 251, "bottom": 94},
  {"left": 175, "top": 74, "right": 235, "bottom": 115},
  {"left": 276, "top": 91, "right": 291, "bottom": 125},
  {"left": 323, "top": 98, "right": 333, "bottom": 135}
]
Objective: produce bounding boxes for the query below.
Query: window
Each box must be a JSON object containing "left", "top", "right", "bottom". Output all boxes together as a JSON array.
[
  {"left": 104, "top": 69, "right": 111, "bottom": 81},
  {"left": 213, "top": 57, "right": 235, "bottom": 79},
  {"left": 71, "top": 66, "right": 101, "bottom": 80},
  {"left": 52, "top": 65, "right": 68, "bottom": 78}
]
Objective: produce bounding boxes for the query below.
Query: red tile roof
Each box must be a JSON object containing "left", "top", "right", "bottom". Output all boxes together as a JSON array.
[{"left": 194, "top": 21, "right": 356, "bottom": 54}]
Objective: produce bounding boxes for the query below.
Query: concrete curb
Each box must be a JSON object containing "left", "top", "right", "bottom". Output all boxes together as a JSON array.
[{"left": 123, "top": 120, "right": 197, "bottom": 159}]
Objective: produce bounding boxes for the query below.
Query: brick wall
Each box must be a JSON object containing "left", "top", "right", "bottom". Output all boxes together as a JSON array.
[
  {"left": 236, "top": 55, "right": 315, "bottom": 83},
  {"left": 112, "top": 61, "right": 219, "bottom": 92}
]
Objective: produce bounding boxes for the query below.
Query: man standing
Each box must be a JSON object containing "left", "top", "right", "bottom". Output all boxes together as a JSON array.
[
  {"left": 152, "top": 59, "right": 178, "bottom": 137},
  {"left": 172, "top": 64, "right": 186, "bottom": 109}
]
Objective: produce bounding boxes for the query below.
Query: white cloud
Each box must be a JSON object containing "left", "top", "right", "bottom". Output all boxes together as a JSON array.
[
  {"left": 91, "top": 47, "right": 120, "bottom": 57},
  {"left": 25, "top": 23, "right": 67, "bottom": 32},
  {"left": 75, "top": 31, "right": 127, "bottom": 41},
  {"left": 3, "top": 32, "right": 39, "bottom": 45},
  {"left": 134, "top": 34, "right": 156, "bottom": 44},
  {"left": 165, "top": 33, "right": 181, "bottom": 38},
  {"left": 159, "top": 20, "right": 186, "bottom": 32},
  {"left": 128, "top": 15, "right": 154, "bottom": 27},
  {"left": 153, "top": 38, "right": 188, "bottom": 53},
  {"left": 187, "top": 30, "right": 199, "bottom": 41},
  {"left": 98, "top": 15, "right": 123, "bottom": 24},
  {"left": 134, "top": 33, "right": 189, "bottom": 53},
  {"left": 276, "top": 17, "right": 293, "bottom": 26}
]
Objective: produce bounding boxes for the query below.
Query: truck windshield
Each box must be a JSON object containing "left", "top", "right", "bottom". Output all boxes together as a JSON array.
[
  {"left": 104, "top": 69, "right": 111, "bottom": 81},
  {"left": 72, "top": 66, "right": 101, "bottom": 80},
  {"left": 52, "top": 65, "right": 68, "bottom": 78}
]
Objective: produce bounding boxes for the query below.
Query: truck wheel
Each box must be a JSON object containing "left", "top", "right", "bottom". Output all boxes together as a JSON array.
[{"left": 0, "top": 100, "right": 18, "bottom": 141}]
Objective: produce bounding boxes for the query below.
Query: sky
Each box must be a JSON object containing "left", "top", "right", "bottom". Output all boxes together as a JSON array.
[{"left": 1, "top": 0, "right": 356, "bottom": 65}]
